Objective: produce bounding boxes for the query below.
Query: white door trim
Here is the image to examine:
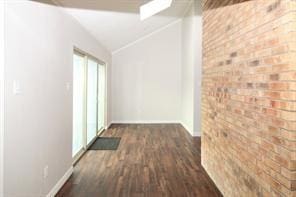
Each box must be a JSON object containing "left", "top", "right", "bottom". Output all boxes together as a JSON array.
[{"left": 0, "top": 1, "right": 6, "bottom": 196}]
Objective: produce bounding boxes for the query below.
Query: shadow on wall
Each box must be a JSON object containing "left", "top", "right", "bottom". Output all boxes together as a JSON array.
[
  {"left": 202, "top": 0, "right": 251, "bottom": 10},
  {"left": 30, "top": 0, "right": 194, "bottom": 17}
]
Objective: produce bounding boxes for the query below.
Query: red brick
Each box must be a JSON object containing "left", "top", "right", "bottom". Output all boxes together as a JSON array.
[{"left": 202, "top": 0, "right": 296, "bottom": 196}]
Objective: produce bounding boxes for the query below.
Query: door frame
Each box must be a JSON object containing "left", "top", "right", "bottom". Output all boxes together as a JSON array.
[
  {"left": 0, "top": 1, "right": 5, "bottom": 195},
  {"left": 85, "top": 55, "right": 99, "bottom": 147},
  {"left": 97, "top": 63, "right": 107, "bottom": 135},
  {"left": 72, "top": 47, "right": 107, "bottom": 163},
  {"left": 72, "top": 50, "right": 87, "bottom": 162}
]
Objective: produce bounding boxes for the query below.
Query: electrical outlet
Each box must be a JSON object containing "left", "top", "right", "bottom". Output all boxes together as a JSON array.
[{"left": 43, "top": 166, "right": 48, "bottom": 179}]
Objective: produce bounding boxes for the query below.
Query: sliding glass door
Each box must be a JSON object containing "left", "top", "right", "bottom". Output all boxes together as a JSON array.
[
  {"left": 72, "top": 53, "right": 85, "bottom": 157},
  {"left": 86, "top": 59, "right": 98, "bottom": 144},
  {"left": 72, "top": 49, "right": 106, "bottom": 160},
  {"left": 98, "top": 64, "right": 105, "bottom": 131}
]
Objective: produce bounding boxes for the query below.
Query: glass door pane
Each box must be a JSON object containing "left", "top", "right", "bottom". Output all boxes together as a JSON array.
[
  {"left": 72, "top": 53, "right": 85, "bottom": 157},
  {"left": 86, "top": 59, "right": 98, "bottom": 144},
  {"left": 98, "top": 64, "right": 105, "bottom": 131}
]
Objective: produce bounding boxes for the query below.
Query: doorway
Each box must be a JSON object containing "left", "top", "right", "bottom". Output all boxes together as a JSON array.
[{"left": 72, "top": 49, "right": 107, "bottom": 161}]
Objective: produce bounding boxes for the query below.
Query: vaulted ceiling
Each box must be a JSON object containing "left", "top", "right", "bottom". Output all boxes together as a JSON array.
[{"left": 56, "top": 0, "right": 192, "bottom": 53}]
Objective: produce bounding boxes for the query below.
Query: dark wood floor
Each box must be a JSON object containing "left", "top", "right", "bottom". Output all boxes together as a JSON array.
[{"left": 57, "top": 124, "right": 222, "bottom": 197}]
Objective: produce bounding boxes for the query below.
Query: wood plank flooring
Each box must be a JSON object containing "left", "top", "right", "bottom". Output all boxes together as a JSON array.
[{"left": 57, "top": 124, "right": 222, "bottom": 197}]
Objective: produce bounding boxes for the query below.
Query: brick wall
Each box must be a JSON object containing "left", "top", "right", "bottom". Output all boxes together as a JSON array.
[{"left": 201, "top": 0, "right": 296, "bottom": 196}]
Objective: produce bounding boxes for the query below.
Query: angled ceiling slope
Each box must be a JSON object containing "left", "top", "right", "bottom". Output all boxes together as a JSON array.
[{"left": 56, "top": 0, "right": 192, "bottom": 53}]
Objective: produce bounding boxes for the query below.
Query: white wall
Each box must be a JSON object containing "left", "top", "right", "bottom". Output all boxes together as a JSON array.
[
  {"left": 181, "top": 1, "right": 202, "bottom": 136},
  {"left": 181, "top": 3, "right": 195, "bottom": 134},
  {"left": 0, "top": 1, "right": 5, "bottom": 196},
  {"left": 4, "top": 0, "right": 111, "bottom": 196},
  {"left": 193, "top": 1, "right": 202, "bottom": 136},
  {"left": 112, "top": 21, "right": 182, "bottom": 123}
]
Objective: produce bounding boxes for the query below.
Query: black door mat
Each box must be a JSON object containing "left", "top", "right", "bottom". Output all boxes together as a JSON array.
[{"left": 88, "top": 137, "right": 121, "bottom": 150}]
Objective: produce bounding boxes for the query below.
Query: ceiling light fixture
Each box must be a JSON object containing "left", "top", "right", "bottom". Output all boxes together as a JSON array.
[{"left": 140, "top": 0, "right": 173, "bottom": 20}]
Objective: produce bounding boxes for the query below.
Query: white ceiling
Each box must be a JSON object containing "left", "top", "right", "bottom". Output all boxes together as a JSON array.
[{"left": 56, "top": 0, "right": 192, "bottom": 53}]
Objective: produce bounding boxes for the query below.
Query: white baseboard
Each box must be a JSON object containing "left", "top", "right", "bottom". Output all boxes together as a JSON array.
[
  {"left": 180, "top": 122, "right": 201, "bottom": 137},
  {"left": 180, "top": 122, "right": 193, "bottom": 136},
  {"left": 193, "top": 132, "right": 201, "bottom": 137},
  {"left": 46, "top": 166, "right": 73, "bottom": 197},
  {"left": 106, "top": 121, "right": 183, "bottom": 132},
  {"left": 108, "top": 121, "right": 201, "bottom": 136},
  {"left": 110, "top": 120, "right": 181, "bottom": 124},
  {"left": 106, "top": 122, "right": 113, "bottom": 129}
]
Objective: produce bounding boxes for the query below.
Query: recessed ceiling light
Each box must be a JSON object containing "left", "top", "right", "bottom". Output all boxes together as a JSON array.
[{"left": 140, "top": 0, "right": 173, "bottom": 20}]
